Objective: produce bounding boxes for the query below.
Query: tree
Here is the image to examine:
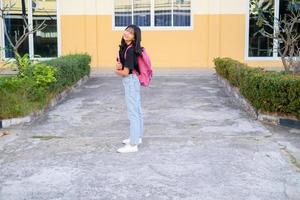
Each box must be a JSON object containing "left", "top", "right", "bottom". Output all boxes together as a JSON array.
[{"left": 251, "top": 0, "right": 300, "bottom": 75}]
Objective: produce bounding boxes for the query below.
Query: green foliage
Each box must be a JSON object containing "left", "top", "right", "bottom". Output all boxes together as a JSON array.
[
  {"left": 0, "top": 53, "right": 91, "bottom": 119},
  {"left": 32, "top": 63, "right": 57, "bottom": 88},
  {"left": 15, "top": 53, "right": 32, "bottom": 77},
  {"left": 214, "top": 57, "right": 300, "bottom": 119},
  {"left": 16, "top": 54, "right": 57, "bottom": 88}
]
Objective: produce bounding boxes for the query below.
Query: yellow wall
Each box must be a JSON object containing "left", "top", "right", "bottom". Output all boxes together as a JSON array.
[
  {"left": 61, "top": 14, "right": 283, "bottom": 69},
  {"left": 61, "top": 15, "right": 207, "bottom": 68}
]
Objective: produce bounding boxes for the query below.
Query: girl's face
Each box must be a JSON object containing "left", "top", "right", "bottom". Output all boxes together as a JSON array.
[{"left": 123, "top": 27, "right": 135, "bottom": 42}]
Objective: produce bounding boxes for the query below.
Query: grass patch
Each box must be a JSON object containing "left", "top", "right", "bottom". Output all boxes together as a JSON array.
[{"left": 31, "top": 135, "right": 64, "bottom": 140}]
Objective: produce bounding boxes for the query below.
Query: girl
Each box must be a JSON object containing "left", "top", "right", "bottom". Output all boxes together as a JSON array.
[{"left": 115, "top": 25, "right": 144, "bottom": 153}]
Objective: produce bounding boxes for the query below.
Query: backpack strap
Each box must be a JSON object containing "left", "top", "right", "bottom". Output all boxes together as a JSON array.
[{"left": 124, "top": 44, "right": 133, "bottom": 59}]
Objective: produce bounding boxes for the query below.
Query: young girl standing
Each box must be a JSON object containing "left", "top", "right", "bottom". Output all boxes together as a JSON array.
[{"left": 115, "top": 25, "right": 144, "bottom": 153}]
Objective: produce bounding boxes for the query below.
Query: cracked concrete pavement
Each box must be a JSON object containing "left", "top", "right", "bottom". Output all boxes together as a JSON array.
[{"left": 0, "top": 69, "right": 300, "bottom": 200}]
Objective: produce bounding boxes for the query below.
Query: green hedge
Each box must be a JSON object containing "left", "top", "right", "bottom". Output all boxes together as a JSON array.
[
  {"left": 42, "top": 54, "right": 91, "bottom": 93},
  {"left": 214, "top": 57, "right": 300, "bottom": 119},
  {"left": 0, "top": 53, "right": 91, "bottom": 119}
]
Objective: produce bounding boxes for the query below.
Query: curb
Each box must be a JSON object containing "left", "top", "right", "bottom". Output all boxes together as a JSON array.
[
  {"left": 0, "top": 75, "right": 89, "bottom": 129},
  {"left": 216, "top": 73, "right": 300, "bottom": 129}
]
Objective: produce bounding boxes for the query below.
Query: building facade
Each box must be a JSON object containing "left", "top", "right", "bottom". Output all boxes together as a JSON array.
[{"left": 1, "top": 0, "right": 292, "bottom": 68}]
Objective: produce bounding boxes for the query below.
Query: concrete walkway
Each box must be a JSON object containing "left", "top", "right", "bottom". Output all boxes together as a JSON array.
[{"left": 0, "top": 69, "right": 300, "bottom": 200}]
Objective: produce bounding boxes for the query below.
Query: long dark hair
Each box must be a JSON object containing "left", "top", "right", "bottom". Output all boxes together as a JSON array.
[{"left": 119, "top": 24, "right": 143, "bottom": 55}]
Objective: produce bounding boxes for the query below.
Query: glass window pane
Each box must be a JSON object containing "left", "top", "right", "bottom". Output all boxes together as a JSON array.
[
  {"left": 279, "top": 0, "right": 300, "bottom": 57},
  {"left": 32, "top": 0, "right": 58, "bottom": 58},
  {"left": 248, "top": 0, "right": 274, "bottom": 57},
  {"left": 173, "top": 0, "right": 190, "bottom": 26},
  {"left": 133, "top": 0, "right": 151, "bottom": 26},
  {"left": 115, "top": 0, "right": 132, "bottom": 27},
  {"left": 155, "top": 0, "right": 172, "bottom": 26},
  {"left": 3, "top": 0, "right": 29, "bottom": 58}
]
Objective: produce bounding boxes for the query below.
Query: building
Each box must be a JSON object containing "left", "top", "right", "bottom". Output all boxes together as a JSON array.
[{"left": 1, "top": 0, "right": 293, "bottom": 69}]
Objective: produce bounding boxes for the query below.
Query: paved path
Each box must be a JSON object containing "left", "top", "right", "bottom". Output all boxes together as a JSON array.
[{"left": 0, "top": 69, "right": 300, "bottom": 200}]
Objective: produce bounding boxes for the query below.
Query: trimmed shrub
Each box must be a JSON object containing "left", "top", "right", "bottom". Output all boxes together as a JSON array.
[
  {"left": 42, "top": 54, "right": 91, "bottom": 92},
  {"left": 214, "top": 57, "right": 300, "bottom": 119}
]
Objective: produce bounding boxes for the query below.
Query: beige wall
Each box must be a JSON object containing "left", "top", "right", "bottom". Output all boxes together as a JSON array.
[{"left": 59, "top": 0, "right": 249, "bottom": 15}]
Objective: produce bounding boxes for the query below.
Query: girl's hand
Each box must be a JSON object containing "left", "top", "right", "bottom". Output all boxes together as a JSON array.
[
  {"left": 116, "top": 62, "right": 122, "bottom": 70},
  {"left": 115, "top": 69, "right": 124, "bottom": 77}
]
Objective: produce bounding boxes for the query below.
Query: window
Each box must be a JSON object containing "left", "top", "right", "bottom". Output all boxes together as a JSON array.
[
  {"left": 248, "top": 0, "right": 274, "bottom": 57},
  {"left": 115, "top": 0, "right": 132, "bottom": 26},
  {"left": 114, "top": 0, "right": 191, "bottom": 28},
  {"left": 115, "top": 0, "right": 151, "bottom": 27},
  {"left": 2, "top": 0, "right": 58, "bottom": 58},
  {"left": 173, "top": 0, "right": 191, "bottom": 26},
  {"left": 134, "top": 0, "right": 151, "bottom": 26},
  {"left": 247, "top": 0, "right": 300, "bottom": 58},
  {"left": 32, "top": 0, "right": 58, "bottom": 58},
  {"left": 3, "top": 0, "right": 30, "bottom": 58},
  {"left": 154, "top": 0, "right": 172, "bottom": 26}
]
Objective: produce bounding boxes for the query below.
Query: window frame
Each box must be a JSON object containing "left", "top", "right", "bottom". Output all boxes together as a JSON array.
[
  {"left": 113, "top": 0, "right": 193, "bottom": 31},
  {"left": 0, "top": 0, "right": 61, "bottom": 60},
  {"left": 245, "top": 0, "right": 281, "bottom": 61}
]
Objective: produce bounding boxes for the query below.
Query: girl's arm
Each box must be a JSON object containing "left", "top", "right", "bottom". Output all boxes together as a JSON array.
[{"left": 115, "top": 67, "right": 130, "bottom": 77}]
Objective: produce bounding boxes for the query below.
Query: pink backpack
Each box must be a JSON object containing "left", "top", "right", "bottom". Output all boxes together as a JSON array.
[{"left": 125, "top": 45, "right": 153, "bottom": 87}]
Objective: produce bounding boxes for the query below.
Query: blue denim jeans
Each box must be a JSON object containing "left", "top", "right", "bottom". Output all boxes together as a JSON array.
[{"left": 122, "top": 74, "right": 144, "bottom": 145}]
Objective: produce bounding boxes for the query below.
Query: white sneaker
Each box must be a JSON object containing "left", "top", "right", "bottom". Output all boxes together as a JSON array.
[
  {"left": 117, "top": 144, "right": 138, "bottom": 153},
  {"left": 122, "top": 138, "right": 142, "bottom": 145}
]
